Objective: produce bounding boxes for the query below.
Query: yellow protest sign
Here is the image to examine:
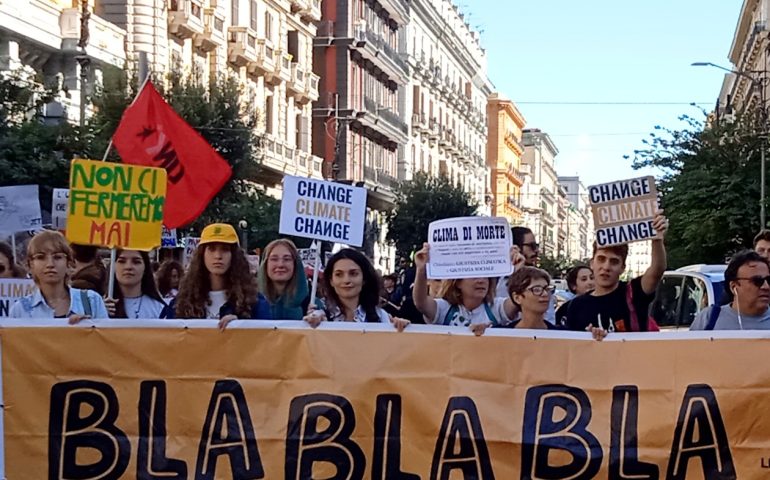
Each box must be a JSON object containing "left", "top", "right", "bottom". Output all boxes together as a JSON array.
[
  {"left": 0, "top": 324, "right": 767, "bottom": 478},
  {"left": 66, "top": 159, "right": 166, "bottom": 250}
]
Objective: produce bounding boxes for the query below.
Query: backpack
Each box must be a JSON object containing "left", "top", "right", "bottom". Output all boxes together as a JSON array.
[
  {"left": 443, "top": 303, "right": 498, "bottom": 326},
  {"left": 625, "top": 283, "right": 660, "bottom": 332},
  {"left": 704, "top": 305, "right": 722, "bottom": 331}
]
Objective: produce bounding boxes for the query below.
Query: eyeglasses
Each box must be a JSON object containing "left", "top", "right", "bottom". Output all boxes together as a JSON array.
[
  {"left": 736, "top": 275, "right": 770, "bottom": 288},
  {"left": 522, "top": 242, "right": 539, "bottom": 251},
  {"left": 525, "top": 284, "right": 555, "bottom": 296}
]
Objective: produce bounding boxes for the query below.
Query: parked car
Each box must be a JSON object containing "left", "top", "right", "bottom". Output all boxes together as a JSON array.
[{"left": 650, "top": 265, "right": 726, "bottom": 329}]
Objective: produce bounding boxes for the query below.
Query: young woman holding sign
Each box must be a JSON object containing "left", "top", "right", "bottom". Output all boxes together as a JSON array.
[
  {"left": 9, "top": 231, "right": 109, "bottom": 321},
  {"left": 104, "top": 250, "right": 169, "bottom": 319},
  {"left": 258, "top": 239, "right": 310, "bottom": 320},
  {"left": 303, "top": 248, "right": 410, "bottom": 331},
  {"left": 170, "top": 223, "right": 271, "bottom": 328},
  {"left": 412, "top": 242, "right": 519, "bottom": 335}
]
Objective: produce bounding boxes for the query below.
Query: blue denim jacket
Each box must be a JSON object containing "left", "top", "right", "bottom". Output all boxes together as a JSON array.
[{"left": 9, "top": 287, "right": 110, "bottom": 319}]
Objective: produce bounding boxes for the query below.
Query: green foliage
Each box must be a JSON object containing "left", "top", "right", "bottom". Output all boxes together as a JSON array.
[
  {"left": 386, "top": 172, "right": 478, "bottom": 257},
  {"left": 631, "top": 110, "right": 764, "bottom": 267},
  {"left": 538, "top": 254, "right": 587, "bottom": 279}
]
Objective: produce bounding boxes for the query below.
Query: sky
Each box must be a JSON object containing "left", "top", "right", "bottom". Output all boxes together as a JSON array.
[{"left": 468, "top": 0, "right": 741, "bottom": 186}]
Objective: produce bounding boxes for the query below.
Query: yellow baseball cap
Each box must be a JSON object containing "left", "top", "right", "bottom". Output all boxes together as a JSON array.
[{"left": 200, "top": 223, "right": 239, "bottom": 245}]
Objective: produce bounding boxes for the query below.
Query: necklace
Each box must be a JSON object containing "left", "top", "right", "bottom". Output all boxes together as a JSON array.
[{"left": 125, "top": 296, "right": 144, "bottom": 319}]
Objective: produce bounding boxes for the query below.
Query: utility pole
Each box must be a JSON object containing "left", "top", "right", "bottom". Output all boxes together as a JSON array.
[
  {"left": 76, "top": 0, "right": 90, "bottom": 128},
  {"left": 760, "top": 71, "right": 767, "bottom": 228}
]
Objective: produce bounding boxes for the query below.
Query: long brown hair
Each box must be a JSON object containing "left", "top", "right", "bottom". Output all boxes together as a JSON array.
[
  {"left": 438, "top": 277, "right": 497, "bottom": 306},
  {"left": 112, "top": 249, "right": 165, "bottom": 318},
  {"left": 259, "top": 239, "right": 299, "bottom": 304},
  {"left": 156, "top": 260, "right": 183, "bottom": 297},
  {"left": 174, "top": 243, "right": 257, "bottom": 318}
]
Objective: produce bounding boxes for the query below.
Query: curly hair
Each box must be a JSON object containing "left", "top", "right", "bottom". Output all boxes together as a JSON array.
[
  {"left": 156, "top": 260, "right": 184, "bottom": 297},
  {"left": 323, "top": 248, "right": 381, "bottom": 322},
  {"left": 174, "top": 243, "right": 257, "bottom": 319},
  {"left": 112, "top": 249, "right": 165, "bottom": 318}
]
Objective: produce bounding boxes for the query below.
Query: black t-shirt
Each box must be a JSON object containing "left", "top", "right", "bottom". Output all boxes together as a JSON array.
[
  {"left": 565, "top": 277, "right": 655, "bottom": 332},
  {"left": 555, "top": 299, "right": 572, "bottom": 327}
]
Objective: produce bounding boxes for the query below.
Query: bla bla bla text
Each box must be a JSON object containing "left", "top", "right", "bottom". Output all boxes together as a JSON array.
[{"left": 48, "top": 380, "right": 736, "bottom": 479}]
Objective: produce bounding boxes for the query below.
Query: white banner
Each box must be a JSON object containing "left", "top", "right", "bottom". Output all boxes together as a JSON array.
[
  {"left": 52, "top": 188, "right": 69, "bottom": 231},
  {"left": 427, "top": 216, "right": 513, "bottom": 279},
  {"left": 0, "top": 185, "right": 42, "bottom": 233}
]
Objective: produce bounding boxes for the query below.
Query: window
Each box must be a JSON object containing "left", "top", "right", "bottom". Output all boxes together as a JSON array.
[
  {"left": 651, "top": 275, "right": 684, "bottom": 328},
  {"left": 231, "top": 0, "right": 239, "bottom": 26},
  {"left": 681, "top": 277, "right": 708, "bottom": 327},
  {"left": 250, "top": 0, "right": 257, "bottom": 30},
  {"left": 265, "top": 94, "right": 274, "bottom": 135},
  {"left": 288, "top": 30, "right": 299, "bottom": 62},
  {"left": 265, "top": 11, "right": 273, "bottom": 40}
]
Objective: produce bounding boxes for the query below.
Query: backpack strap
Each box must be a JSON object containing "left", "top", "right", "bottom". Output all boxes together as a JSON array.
[
  {"left": 80, "top": 290, "right": 92, "bottom": 317},
  {"left": 483, "top": 302, "right": 498, "bottom": 326},
  {"left": 625, "top": 283, "right": 640, "bottom": 331},
  {"left": 442, "top": 304, "right": 460, "bottom": 325},
  {"left": 705, "top": 305, "right": 721, "bottom": 331}
]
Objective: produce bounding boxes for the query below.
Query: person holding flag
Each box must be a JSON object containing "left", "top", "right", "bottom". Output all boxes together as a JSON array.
[
  {"left": 104, "top": 250, "right": 169, "bottom": 319},
  {"left": 9, "top": 231, "right": 109, "bottom": 321},
  {"left": 258, "top": 239, "right": 311, "bottom": 320},
  {"left": 169, "top": 223, "right": 271, "bottom": 328}
]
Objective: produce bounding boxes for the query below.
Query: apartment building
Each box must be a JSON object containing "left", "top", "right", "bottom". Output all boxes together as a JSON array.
[{"left": 486, "top": 93, "right": 525, "bottom": 225}]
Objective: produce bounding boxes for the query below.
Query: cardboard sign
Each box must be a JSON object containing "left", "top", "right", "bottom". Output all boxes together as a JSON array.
[
  {"left": 427, "top": 216, "right": 512, "bottom": 279},
  {"left": 52, "top": 188, "right": 69, "bottom": 231},
  {"left": 161, "top": 225, "right": 178, "bottom": 248},
  {"left": 3, "top": 324, "right": 770, "bottom": 478},
  {"left": 66, "top": 159, "right": 167, "bottom": 251},
  {"left": 588, "top": 176, "right": 659, "bottom": 247},
  {"left": 247, "top": 254, "right": 260, "bottom": 275},
  {"left": 0, "top": 185, "right": 42, "bottom": 233},
  {"left": 0, "top": 278, "right": 35, "bottom": 317},
  {"left": 279, "top": 176, "right": 367, "bottom": 247},
  {"left": 183, "top": 237, "right": 200, "bottom": 268}
]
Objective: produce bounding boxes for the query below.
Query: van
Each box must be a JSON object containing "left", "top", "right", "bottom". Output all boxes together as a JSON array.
[{"left": 650, "top": 265, "right": 725, "bottom": 329}]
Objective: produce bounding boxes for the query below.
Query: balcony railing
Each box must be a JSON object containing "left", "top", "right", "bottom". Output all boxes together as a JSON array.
[
  {"left": 195, "top": 8, "right": 225, "bottom": 51},
  {"left": 363, "top": 97, "right": 408, "bottom": 135},
  {"left": 361, "top": 28, "right": 408, "bottom": 75},
  {"left": 363, "top": 166, "right": 397, "bottom": 189},
  {"left": 227, "top": 26, "right": 257, "bottom": 67},
  {"left": 168, "top": 0, "right": 204, "bottom": 38}
]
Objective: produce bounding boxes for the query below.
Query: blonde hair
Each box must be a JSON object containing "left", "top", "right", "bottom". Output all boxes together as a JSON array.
[
  {"left": 259, "top": 239, "right": 300, "bottom": 303},
  {"left": 439, "top": 277, "right": 497, "bottom": 306},
  {"left": 26, "top": 230, "right": 74, "bottom": 285}
]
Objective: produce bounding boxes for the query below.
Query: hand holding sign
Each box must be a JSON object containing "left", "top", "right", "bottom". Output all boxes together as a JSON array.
[{"left": 651, "top": 210, "right": 669, "bottom": 240}]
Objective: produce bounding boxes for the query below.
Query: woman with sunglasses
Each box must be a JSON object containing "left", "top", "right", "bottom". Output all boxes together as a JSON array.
[
  {"left": 104, "top": 250, "right": 169, "bottom": 319},
  {"left": 9, "top": 231, "right": 108, "bottom": 321},
  {"left": 412, "top": 243, "right": 518, "bottom": 335}
]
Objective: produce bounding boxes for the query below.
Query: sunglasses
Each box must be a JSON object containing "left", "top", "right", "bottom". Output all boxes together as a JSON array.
[{"left": 736, "top": 276, "right": 770, "bottom": 288}]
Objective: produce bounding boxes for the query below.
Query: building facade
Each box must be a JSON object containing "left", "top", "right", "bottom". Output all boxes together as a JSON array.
[
  {"left": 558, "top": 175, "right": 593, "bottom": 261},
  {"left": 521, "top": 128, "right": 560, "bottom": 256},
  {"left": 486, "top": 93, "right": 525, "bottom": 225},
  {"left": 312, "top": 0, "right": 409, "bottom": 271},
  {"left": 0, "top": 0, "right": 126, "bottom": 124},
  {"left": 405, "top": 0, "right": 492, "bottom": 214}
]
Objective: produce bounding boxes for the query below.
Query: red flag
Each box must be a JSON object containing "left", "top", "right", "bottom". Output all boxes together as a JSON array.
[{"left": 112, "top": 81, "right": 232, "bottom": 229}]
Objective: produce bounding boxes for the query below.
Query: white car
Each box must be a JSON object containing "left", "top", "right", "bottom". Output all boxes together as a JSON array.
[{"left": 650, "top": 265, "right": 726, "bottom": 329}]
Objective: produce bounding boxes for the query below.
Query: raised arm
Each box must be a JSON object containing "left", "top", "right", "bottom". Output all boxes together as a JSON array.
[
  {"left": 412, "top": 243, "right": 438, "bottom": 323},
  {"left": 641, "top": 211, "right": 668, "bottom": 295}
]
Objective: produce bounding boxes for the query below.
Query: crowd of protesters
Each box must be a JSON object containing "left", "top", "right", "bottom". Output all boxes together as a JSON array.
[{"left": 3, "top": 211, "right": 770, "bottom": 333}]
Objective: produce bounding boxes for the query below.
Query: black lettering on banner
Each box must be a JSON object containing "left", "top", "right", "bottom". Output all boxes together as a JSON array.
[
  {"left": 195, "top": 380, "right": 264, "bottom": 480},
  {"left": 521, "top": 384, "right": 602, "bottom": 480},
  {"left": 48, "top": 380, "right": 131, "bottom": 480},
  {"left": 285, "top": 393, "right": 365, "bottom": 480},
  {"left": 137, "top": 381, "right": 187, "bottom": 480},
  {"left": 666, "top": 384, "right": 735, "bottom": 480},
  {"left": 153, "top": 141, "right": 185, "bottom": 184},
  {"left": 609, "top": 386, "right": 659, "bottom": 480},
  {"left": 372, "top": 394, "right": 420, "bottom": 480},
  {"left": 430, "top": 396, "right": 494, "bottom": 480}
]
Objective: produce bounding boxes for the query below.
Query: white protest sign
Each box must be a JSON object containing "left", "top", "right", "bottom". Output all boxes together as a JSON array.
[
  {"left": 161, "top": 226, "right": 178, "bottom": 248},
  {"left": 0, "top": 185, "right": 42, "bottom": 233},
  {"left": 0, "top": 278, "right": 35, "bottom": 318},
  {"left": 279, "top": 176, "right": 367, "bottom": 247},
  {"left": 247, "top": 254, "right": 260, "bottom": 275},
  {"left": 182, "top": 237, "right": 200, "bottom": 268},
  {"left": 427, "top": 216, "right": 513, "bottom": 280},
  {"left": 52, "top": 188, "right": 69, "bottom": 231},
  {"left": 588, "top": 176, "right": 659, "bottom": 247},
  {"left": 298, "top": 248, "right": 318, "bottom": 268}
]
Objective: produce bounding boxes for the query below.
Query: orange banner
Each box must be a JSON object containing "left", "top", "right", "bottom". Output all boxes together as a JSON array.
[{"left": 1, "top": 323, "right": 768, "bottom": 479}]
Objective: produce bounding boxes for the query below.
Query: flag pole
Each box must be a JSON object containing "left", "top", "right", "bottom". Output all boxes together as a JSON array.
[
  {"left": 10, "top": 233, "right": 17, "bottom": 265},
  {"left": 107, "top": 248, "right": 116, "bottom": 299},
  {"left": 309, "top": 240, "right": 321, "bottom": 306}
]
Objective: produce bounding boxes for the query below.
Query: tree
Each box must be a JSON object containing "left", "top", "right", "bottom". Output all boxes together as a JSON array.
[
  {"left": 631, "top": 109, "right": 763, "bottom": 267},
  {"left": 538, "top": 254, "right": 584, "bottom": 279},
  {"left": 386, "top": 172, "right": 478, "bottom": 257}
]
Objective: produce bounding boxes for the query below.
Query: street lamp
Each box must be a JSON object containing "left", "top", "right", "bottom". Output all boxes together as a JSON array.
[{"left": 692, "top": 61, "right": 767, "bottom": 228}]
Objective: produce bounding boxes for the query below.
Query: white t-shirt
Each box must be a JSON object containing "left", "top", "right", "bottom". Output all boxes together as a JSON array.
[
  {"left": 327, "top": 304, "right": 390, "bottom": 323},
  {"left": 122, "top": 295, "right": 166, "bottom": 319},
  {"left": 431, "top": 297, "right": 512, "bottom": 327},
  {"left": 207, "top": 290, "right": 228, "bottom": 319}
]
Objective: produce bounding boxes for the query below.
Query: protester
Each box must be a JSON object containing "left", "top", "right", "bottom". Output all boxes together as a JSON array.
[
  {"left": 566, "top": 212, "right": 668, "bottom": 332},
  {"left": 0, "top": 241, "right": 26, "bottom": 278},
  {"left": 754, "top": 230, "right": 770, "bottom": 260},
  {"left": 9, "top": 231, "right": 108, "bottom": 320},
  {"left": 257, "top": 239, "right": 309, "bottom": 320},
  {"left": 555, "top": 265, "right": 595, "bottom": 325},
  {"left": 304, "top": 248, "right": 410, "bottom": 331},
  {"left": 156, "top": 260, "right": 184, "bottom": 301},
  {"left": 412, "top": 242, "right": 518, "bottom": 335},
  {"left": 505, "top": 266, "right": 607, "bottom": 340},
  {"left": 170, "top": 223, "right": 271, "bottom": 328},
  {"left": 380, "top": 273, "right": 402, "bottom": 317},
  {"left": 69, "top": 244, "right": 108, "bottom": 296},
  {"left": 105, "top": 250, "right": 168, "bottom": 319},
  {"left": 691, "top": 250, "right": 770, "bottom": 330}
]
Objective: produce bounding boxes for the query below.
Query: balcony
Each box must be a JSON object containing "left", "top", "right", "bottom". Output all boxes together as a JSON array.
[
  {"left": 168, "top": 0, "right": 204, "bottom": 39},
  {"left": 288, "top": 62, "right": 307, "bottom": 98},
  {"left": 359, "top": 96, "right": 409, "bottom": 142},
  {"left": 227, "top": 27, "right": 257, "bottom": 66},
  {"left": 379, "top": 0, "right": 408, "bottom": 25},
  {"left": 505, "top": 164, "right": 524, "bottom": 186},
  {"left": 427, "top": 118, "right": 440, "bottom": 139},
  {"left": 267, "top": 51, "right": 292, "bottom": 85},
  {"left": 305, "top": 73, "right": 320, "bottom": 102},
  {"left": 289, "top": 0, "right": 310, "bottom": 12},
  {"left": 363, "top": 166, "right": 398, "bottom": 191},
  {"left": 194, "top": 8, "right": 226, "bottom": 51},
  {"left": 248, "top": 39, "right": 275, "bottom": 76},
  {"left": 300, "top": 0, "right": 322, "bottom": 22},
  {"left": 349, "top": 23, "right": 408, "bottom": 84}
]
